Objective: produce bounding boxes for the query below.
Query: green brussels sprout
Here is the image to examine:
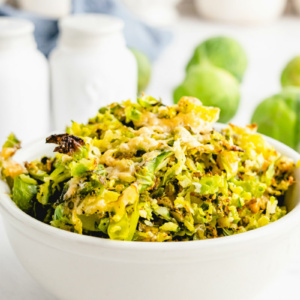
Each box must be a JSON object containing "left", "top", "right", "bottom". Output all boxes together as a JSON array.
[
  {"left": 2, "top": 133, "right": 20, "bottom": 149},
  {"left": 13, "top": 174, "right": 38, "bottom": 213},
  {"left": 131, "top": 49, "right": 151, "bottom": 95},
  {"left": 251, "top": 87, "right": 300, "bottom": 152},
  {"left": 281, "top": 56, "right": 300, "bottom": 88},
  {"left": 173, "top": 65, "right": 240, "bottom": 123},
  {"left": 186, "top": 36, "right": 248, "bottom": 82}
]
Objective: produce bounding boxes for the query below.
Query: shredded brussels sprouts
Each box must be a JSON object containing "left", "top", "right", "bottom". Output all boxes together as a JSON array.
[{"left": 0, "top": 96, "right": 296, "bottom": 241}]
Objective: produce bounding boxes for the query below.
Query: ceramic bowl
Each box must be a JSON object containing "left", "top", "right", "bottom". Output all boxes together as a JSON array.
[
  {"left": 0, "top": 124, "right": 300, "bottom": 300},
  {"left": 194, "top": 0, "right": 287, "bottom": 25}
]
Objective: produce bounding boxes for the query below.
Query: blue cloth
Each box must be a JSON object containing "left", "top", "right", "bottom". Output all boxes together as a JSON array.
[{"left": 0, "top": 0, "right": 172, "bottom": 60}]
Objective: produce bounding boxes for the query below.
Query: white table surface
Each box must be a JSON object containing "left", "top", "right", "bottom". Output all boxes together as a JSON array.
[{"left": 1, "top": 15, "right": 300, "bottom": 299}]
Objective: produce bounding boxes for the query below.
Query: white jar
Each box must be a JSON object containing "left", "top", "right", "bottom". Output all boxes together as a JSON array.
[
  {"left": 0, "top": 18, "right": 49, "bottom": 146},
  {"left": 50, "top": 14, "right": 137, "bottom": 130}
]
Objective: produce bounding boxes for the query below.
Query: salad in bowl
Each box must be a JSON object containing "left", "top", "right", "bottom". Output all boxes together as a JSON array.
[{"left": 0, "top": 96, "right": 295, "bottom": 242}]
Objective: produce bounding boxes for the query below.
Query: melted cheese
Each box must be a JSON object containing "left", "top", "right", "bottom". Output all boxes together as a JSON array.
[
  {"left": 175, "top": 127, "right": 201, "bottom": 149},
  {"left": 100, "top": 149, "right": 136, "bottom": 181},
  {"left": 134, "top": 108, "right": 219, "bottom": 134},
  {"left": 64, "top": 177, "right": 81, "bottom": 199}
]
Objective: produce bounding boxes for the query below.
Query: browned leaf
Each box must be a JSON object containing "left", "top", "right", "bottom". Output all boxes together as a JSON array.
[{"left": 46, "top": 134, "right": 85, "bottom": 155}]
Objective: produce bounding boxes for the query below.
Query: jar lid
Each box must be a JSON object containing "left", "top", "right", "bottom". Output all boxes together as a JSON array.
[
  {"left": 0, "top": 18, "right": 34, "bottom": 38},
  {"left": 0, "top": 18, "right": 36, "bottom": 50},
  {"left": 60, "top": 13, "right": 124, "bottom": 36}
]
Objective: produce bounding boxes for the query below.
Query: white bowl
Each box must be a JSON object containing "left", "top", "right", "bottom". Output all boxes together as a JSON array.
[
  {"left": 194, "top": 0, "right": 287, "bottom": 25},
  {"left": 0, "top": 124, "right": 300, "bottom": 300}
]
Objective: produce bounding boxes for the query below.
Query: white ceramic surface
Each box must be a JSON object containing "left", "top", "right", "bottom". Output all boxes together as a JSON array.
[
  {"left": 194, "top": 0, "right": 287, "bottom": 25},
  {"left": 0, "top": 125, "right": 299, "bottom": 300},
  {"left": 0, "top": 18, "right": 49, "bottom": 146},
  {"left": 18, "top": 0, "right": 71, "bottom": 19},
  {"left": 50, "top": 14, "right": 137, "bottom": 130}
]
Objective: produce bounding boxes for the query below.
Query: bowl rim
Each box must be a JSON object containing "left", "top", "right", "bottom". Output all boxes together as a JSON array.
[{"left": 0, "top": 123, "right": 300, "bottom": 252}]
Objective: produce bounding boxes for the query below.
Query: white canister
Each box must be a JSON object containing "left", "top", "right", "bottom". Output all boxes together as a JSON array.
[
  {"left": 0, "top": 18, "right": 49, "bottom": 146},
  {"left": 50, "top": 14, "right": 137, "bottom": 130},
  {"left": 194, "top": 0, "right": 287, "bottom": 25},
  {"left": 18, "top": 0, "right": 71, "bottom": 19}
]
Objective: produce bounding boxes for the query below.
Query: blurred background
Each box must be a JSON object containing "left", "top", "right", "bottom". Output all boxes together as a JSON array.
[{"left": 1, "top": 1, "right": 300, "bottom": 299}]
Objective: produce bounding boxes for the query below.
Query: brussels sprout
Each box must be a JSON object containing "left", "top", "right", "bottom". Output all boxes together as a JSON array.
[
  {"left": 36, "top": 180, "right": 51, "bottom": 205},
  {"left": 131, "top": 49, "right": 151, "bottom": 95},
  {"left": 173, "top": 65, "right": 240, "bottom": 123},
  {"left": 281, "top": 56, "right": 300, "bottom": 88},
  {"left": 186, "top": 36, "right": 248, "bottom": 82},
  {"left": 79, "top": 214, "right": 102, "bottom": 232},
  {"left": 251, "top": 87, "right": 300, "bottom": 152},
  {"left": 2, "top": 133, "right": 20, "bottom": 149},
  {"left": 13, "top": 174, "right": 38, "bottom": 213}
]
